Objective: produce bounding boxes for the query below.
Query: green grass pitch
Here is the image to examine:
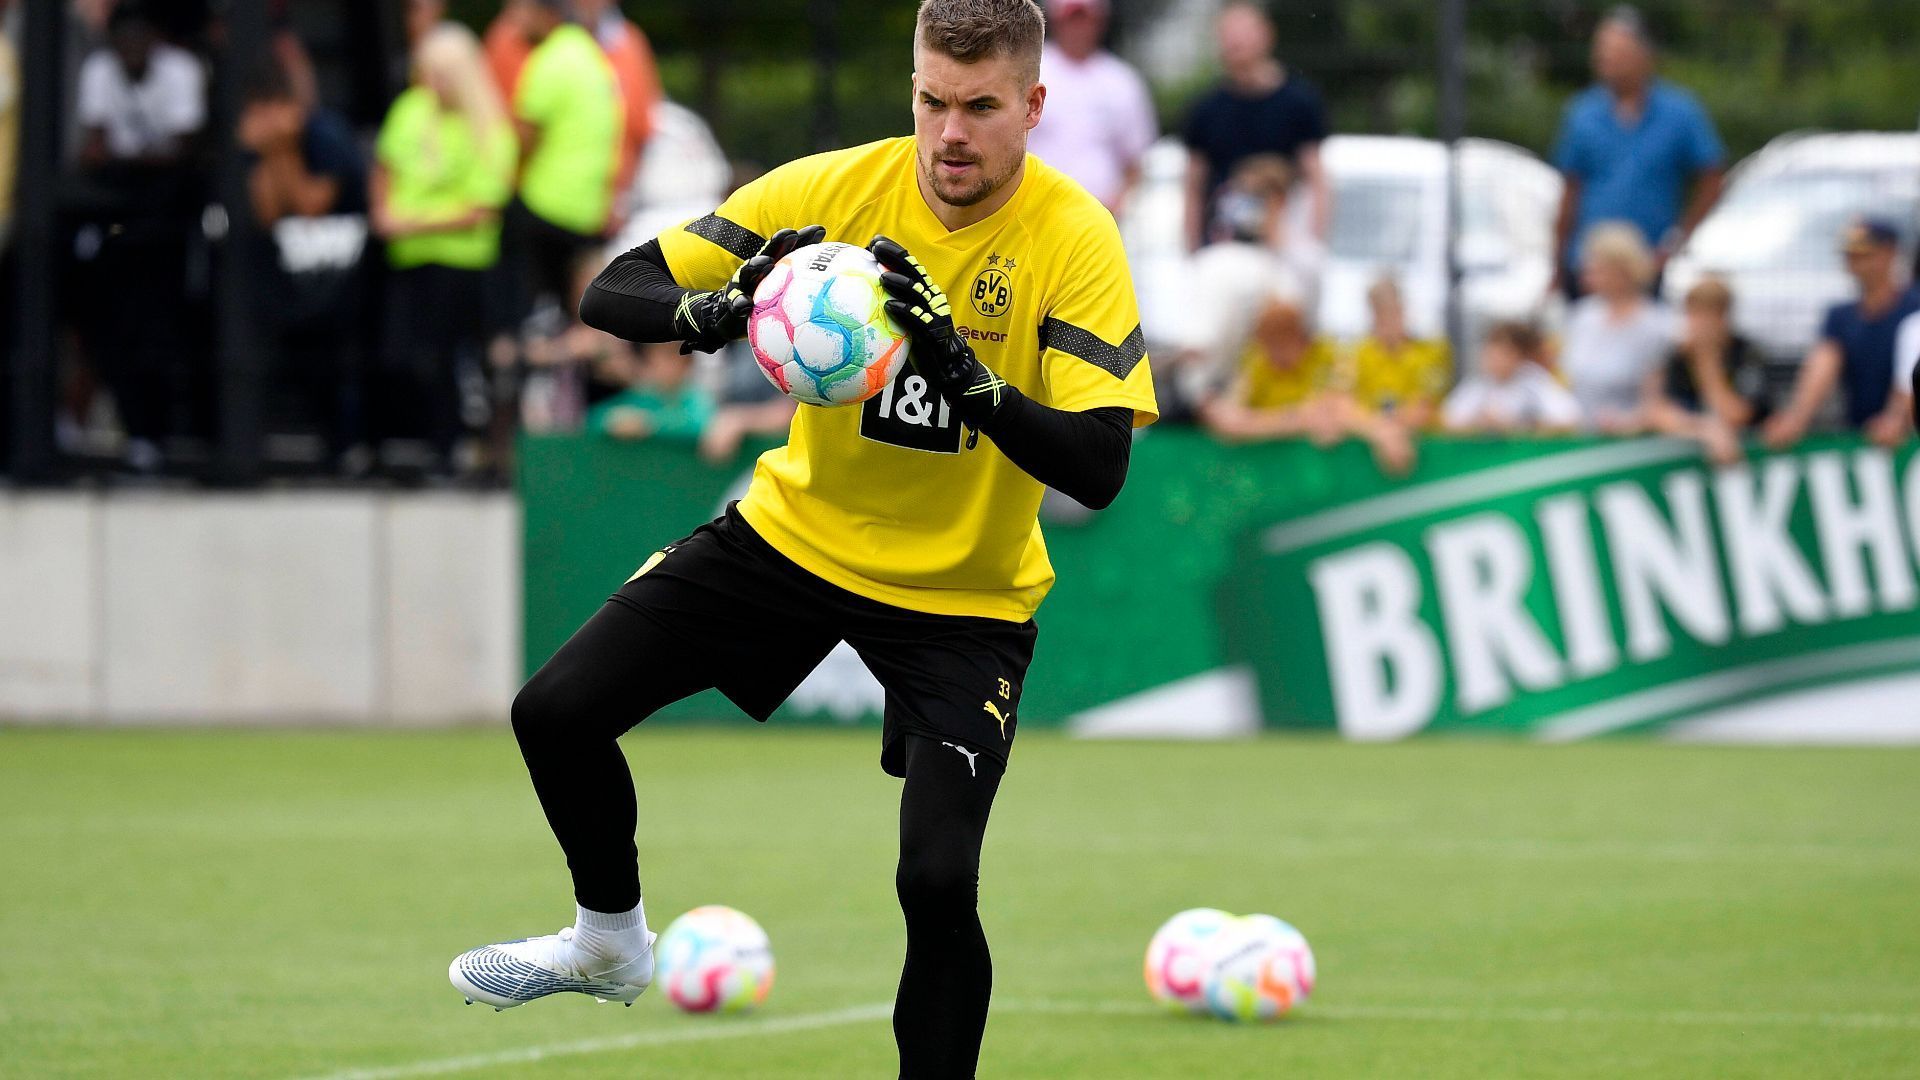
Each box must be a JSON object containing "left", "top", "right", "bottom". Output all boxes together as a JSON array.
[{"left": 3, "top": 727, "right": 1917, "bottom": 1078}]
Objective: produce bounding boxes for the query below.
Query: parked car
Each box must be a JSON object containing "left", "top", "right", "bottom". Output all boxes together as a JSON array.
[
  {"left": 1662, "top": 132, "right": 1920, "bottom": 365},
  {"left": 1120, "top": 135, "right": 1560, "bottom": 355}
]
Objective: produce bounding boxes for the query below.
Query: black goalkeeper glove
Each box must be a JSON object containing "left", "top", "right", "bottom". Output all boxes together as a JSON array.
[
  {"left": 675, "top": 224, "right": 827, "bottom": 354},
  {"left": 870, "top": 235, "right": 1011, "bottom": 445}
]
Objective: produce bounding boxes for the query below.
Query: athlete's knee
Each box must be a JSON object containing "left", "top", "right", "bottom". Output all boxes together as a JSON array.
[
  {"left": 510, "top": 668, "right": 587, "bottom": 752},
  {"left": 895, "top": 844, "right": 979, "bottom": 922}
]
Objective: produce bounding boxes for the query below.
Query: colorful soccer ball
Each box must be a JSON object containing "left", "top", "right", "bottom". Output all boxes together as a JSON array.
[
  {"left": 1143, "top": 908, "right": 1237, "bottom": 1014},
  {"left": 1201, "top": 913, "right": 1316, "bottom": 1022},
  {"left": 655, "top": 905, "right": 776, "bottom": 1014},
  {"left": 747, "top": 241, "right": 911, "bottom": 407}
]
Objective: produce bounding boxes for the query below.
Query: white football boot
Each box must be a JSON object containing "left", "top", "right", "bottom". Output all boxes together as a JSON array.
[{"left": 449, "top": 927, "right": 656, "bottom": 1011}]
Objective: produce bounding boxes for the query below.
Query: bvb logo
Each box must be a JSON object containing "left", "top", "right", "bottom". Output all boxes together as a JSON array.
[{"left": 971, "top": 267, "right": 1012, "bottom": 317}]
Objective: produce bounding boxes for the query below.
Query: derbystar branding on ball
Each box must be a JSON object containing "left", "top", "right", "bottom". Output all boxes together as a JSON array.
[
  {"left": 748, "top": 242, "right": 911, "bottom": 407},
  {"left": 1201, "top": 913, "right": 1316, "bottom": 1022},
  {"left": 1143, "top": 907, "right": 1237, "bottom": 1014},
  {"left": 655, "top": 905, "right": 776, "bottom": 1014}
]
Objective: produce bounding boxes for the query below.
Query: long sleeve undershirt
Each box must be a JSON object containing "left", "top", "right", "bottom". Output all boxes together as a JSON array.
[{"left": 578, "top": 241, "right": 1135, "bottom": 509}]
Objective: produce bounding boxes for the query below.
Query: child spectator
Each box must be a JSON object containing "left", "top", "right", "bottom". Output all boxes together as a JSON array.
[
  {"left": 1444, "top": 321, "right": 1584, "bottom": 434},
  {"left": 373, "top": 22, "right": 517, "bottom": 476},
  {"left": 1642, "top": 276, "right": 1763, "bottom": 465},
  {"left": 588, "top": 342, "right": 714, "bottom": 442},
  {"left": 1340, "top": 275, "right": 1450, "bottom": 427},
  {"left": 1200, "top": 298, "right": 1413, "bottom": 473}
]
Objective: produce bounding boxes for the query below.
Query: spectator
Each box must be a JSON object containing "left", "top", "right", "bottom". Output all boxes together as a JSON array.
[
  {"left": 1559, "top": 222, "right": 1674, "bottom": 432},
  {"left": 575, "top": 0, "right": 663, "bottom": 219},
  {"left": 0, "top": 0, "right": 16, "bottom": 253},
  {"left": 239, "top": 54, "right": 371, "bottom": 470},
  {"left": 1642, "top": 276, "right": 1764, "bottom": 465},
  {"left": 1182, "top": 0, "right": 1330, "bottom": 252},
  {"left": 76, "top": 3, "right": 203, "bottom": 169},
  {"left": 484, "top": 1, "right": 533, "bottom": 99},
  {"left": 587, "top": 342, "right": 714, "bottom": 442},
  {"left": 1172, "top": 155, "right": 1322, "bottom": 414},
  {"left": 501, "top": 0, "right": 620, "bottom": 317},
  {"left": 70, "top": 2, "right": 206, "bottom": 471},
  {"left": 1340, "top": 275, "right": 1449, "bottom": 428},
  {"left": 1550, "top": 6, "right": 1724, "bottom": 297},
  {"left": 1027, "top": 0, "right": 1156, "bottom": 215},
  {"left": 1199, "top": 298, "right": 1412, "bottom": 473},
  {"left": 373, "top": 22, "right": 516, "bottom": 475},
  {"left": 1443, "top": 321, "right": 1583, "bottom": 434},
  {"left": 1765, "top": 217, "right": 1920, "bottom": 450}
]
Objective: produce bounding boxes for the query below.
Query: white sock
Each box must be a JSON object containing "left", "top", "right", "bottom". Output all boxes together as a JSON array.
[{"left": 573, "top": 901, "right": 649, "bottom": 962}]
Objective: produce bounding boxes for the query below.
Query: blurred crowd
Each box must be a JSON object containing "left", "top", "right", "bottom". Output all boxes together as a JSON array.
[
  {"left": 30, "top": 0, "right": 794, "bottom": 482},
  {"left": 8, "top": 0, "right": 1920, "bottom": 485},
  {"left": 1126, "top": 1, "right": 1919, "bottom": 474}
]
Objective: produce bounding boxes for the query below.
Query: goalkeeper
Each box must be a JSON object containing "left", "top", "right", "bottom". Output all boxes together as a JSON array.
[{"left": 449, "top": 2, "right": 1156, "bottom": 1075}]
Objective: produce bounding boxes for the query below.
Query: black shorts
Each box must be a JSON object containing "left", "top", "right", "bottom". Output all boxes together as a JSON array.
[{"left": 608, "top": 504, "right": 1037, "bottom": 777}]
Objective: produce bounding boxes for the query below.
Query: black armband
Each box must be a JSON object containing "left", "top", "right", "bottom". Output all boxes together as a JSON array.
[
  {"left": 578, "top": 240, "right": 691, "bottom": 343},
  {"left": 977, "top": 396, "right": 1133, "bottom": 510}
]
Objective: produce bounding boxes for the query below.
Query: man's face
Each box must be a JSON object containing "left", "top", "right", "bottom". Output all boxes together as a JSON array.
[
  {"left": 1592, "top": 25, "right": 1650, "bottom": 92},
  {"left": 1216, "top": 6, "right": 1273, "bottom": 73},
  {"left": 510, "top": 0, "right": 557, "bottom": 42},
  {"left": 1845, "top": 243, "right": 1894, "bottom": 288},
  {"left": 111, "top": 23, "right": 156, "bottom": 76},
  {"left": 911, "top": 46, "right": 1043, "bottom": 210},
  {"left": 1054, "top": 5, "right": 1107, "bottom": 57},
  {"left": 406, "top": 0, "right": 445, "bottom": 45}
]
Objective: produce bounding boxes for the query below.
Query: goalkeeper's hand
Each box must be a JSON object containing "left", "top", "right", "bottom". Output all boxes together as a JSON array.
[
  {"left": 675, "top": 224, "right": 827, "bottom": 354},
  {"left": 869, "top": 235, "right": 1010, "bottom": 433}
]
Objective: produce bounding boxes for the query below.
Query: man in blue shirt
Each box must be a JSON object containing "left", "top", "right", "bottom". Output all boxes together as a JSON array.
[
  {"left": 1764, "top": 218, "right": 1919, "bottom": 449},
  {"left": 1550, "top": 8, "right": 1725, "bottom": 295}
]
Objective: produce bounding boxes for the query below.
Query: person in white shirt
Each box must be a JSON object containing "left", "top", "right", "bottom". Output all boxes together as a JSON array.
[
  {"left": 1027, "top": 0, "right": 1156, "bottom": 213},
  {"left": 1558, "top": 221, "right": 1676, "bottom": 431},
  {"left": 75, "top": 4, "right": 204, "bottom": 166},
  {"left": 1445, "top": 321, "right": 1585, "bottom": 433}
]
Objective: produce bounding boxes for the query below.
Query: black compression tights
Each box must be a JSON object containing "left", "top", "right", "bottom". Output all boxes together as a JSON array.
[{"left": 509, "top": 600, "right": 1003, "bottom": 1079}]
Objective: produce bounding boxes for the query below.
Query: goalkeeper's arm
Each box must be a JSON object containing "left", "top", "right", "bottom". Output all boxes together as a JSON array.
[
  {"left": 578, "top": 239, "right": 686, "bottom": 344},
  {"left": 580, "top": 225, "right": 824, "bottom": 353}
]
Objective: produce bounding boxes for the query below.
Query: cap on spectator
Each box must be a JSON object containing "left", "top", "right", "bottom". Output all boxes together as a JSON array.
[
  {"left": 1842, "top": 217, "right": 1900, "bottom": 254},
  {"left": 1047, "top": 0, "right": 1106, "bottom": 16}
]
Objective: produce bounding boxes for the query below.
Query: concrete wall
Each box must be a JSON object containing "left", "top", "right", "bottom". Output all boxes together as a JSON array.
[{"left": 0, "top": 492, "right": 519, "bottom": 724}]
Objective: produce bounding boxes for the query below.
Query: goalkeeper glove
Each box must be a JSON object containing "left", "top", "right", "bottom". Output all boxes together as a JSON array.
[
  {"left": 869, "top": 234, "right": 1010, "bottom": 445},
  {"left": 675, "top": 224, "right": 827, "bottom": 354}
]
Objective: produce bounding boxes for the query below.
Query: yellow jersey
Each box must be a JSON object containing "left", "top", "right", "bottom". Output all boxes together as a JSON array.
[
  {"left": 1239, "top": 338, "right": 1338, "bottom": 410},
  {"left": 1338, "top": 336, "right": 1451, "bottom": 417},
  {"left": 657, "top": 137, "right": 1157, "bottom": 621}
]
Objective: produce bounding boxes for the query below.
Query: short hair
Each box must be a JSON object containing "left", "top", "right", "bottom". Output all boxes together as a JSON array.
[
  {"left": 1484, "top": 320, "right": 1542, "bottom": 358},
  {"left": 1581, "top": 221, "right": 1657, "bottom": 288},
  {"left": 1227, "top": 153, "right": 1294, "bottom": 199},
  {"left": 1599, "top": 4, "right": 1653, "bottom": 49},
  {"left": 244, "top": 57, "right": 295, "bottom": 104},
  {"left": 1684, "top": 276, "right": 1733, "bottom": 314},
  {"left": 916, "top": 0, "right": 1047, "bottom": 86}
]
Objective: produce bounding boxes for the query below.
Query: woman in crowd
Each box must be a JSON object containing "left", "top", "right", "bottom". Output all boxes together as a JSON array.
[
  {"left": 1642, "top": 276, "right": 1766, "bottom": 465},
  {"left": 1558, "top": 222, "right": 1675, "bottom": 432},
  {"left": 370, "top": 22, "right": 517, "bottom": 476}
]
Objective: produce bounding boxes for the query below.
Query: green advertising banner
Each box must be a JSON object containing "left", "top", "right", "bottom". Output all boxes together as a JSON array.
[
  {"left": 1223, "top": 437, "right": 1920, "bottom": 740},
  {"left": 521, "top": 432, "right": 1920, "bottom": 740}
]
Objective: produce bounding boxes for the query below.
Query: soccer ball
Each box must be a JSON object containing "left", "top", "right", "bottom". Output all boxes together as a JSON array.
[
  {"left": 748, "top": 241, "right": 911, "bottom": 407},
  {"left": 655, "top": 905, "right": 776, "bottom": 1014},
  {"left": 1143, "top": 908, "right": 1237, "bottom": 1014},
  {"left": 1201, "top": 913, "right": 1316, "bottom": 1022}
]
